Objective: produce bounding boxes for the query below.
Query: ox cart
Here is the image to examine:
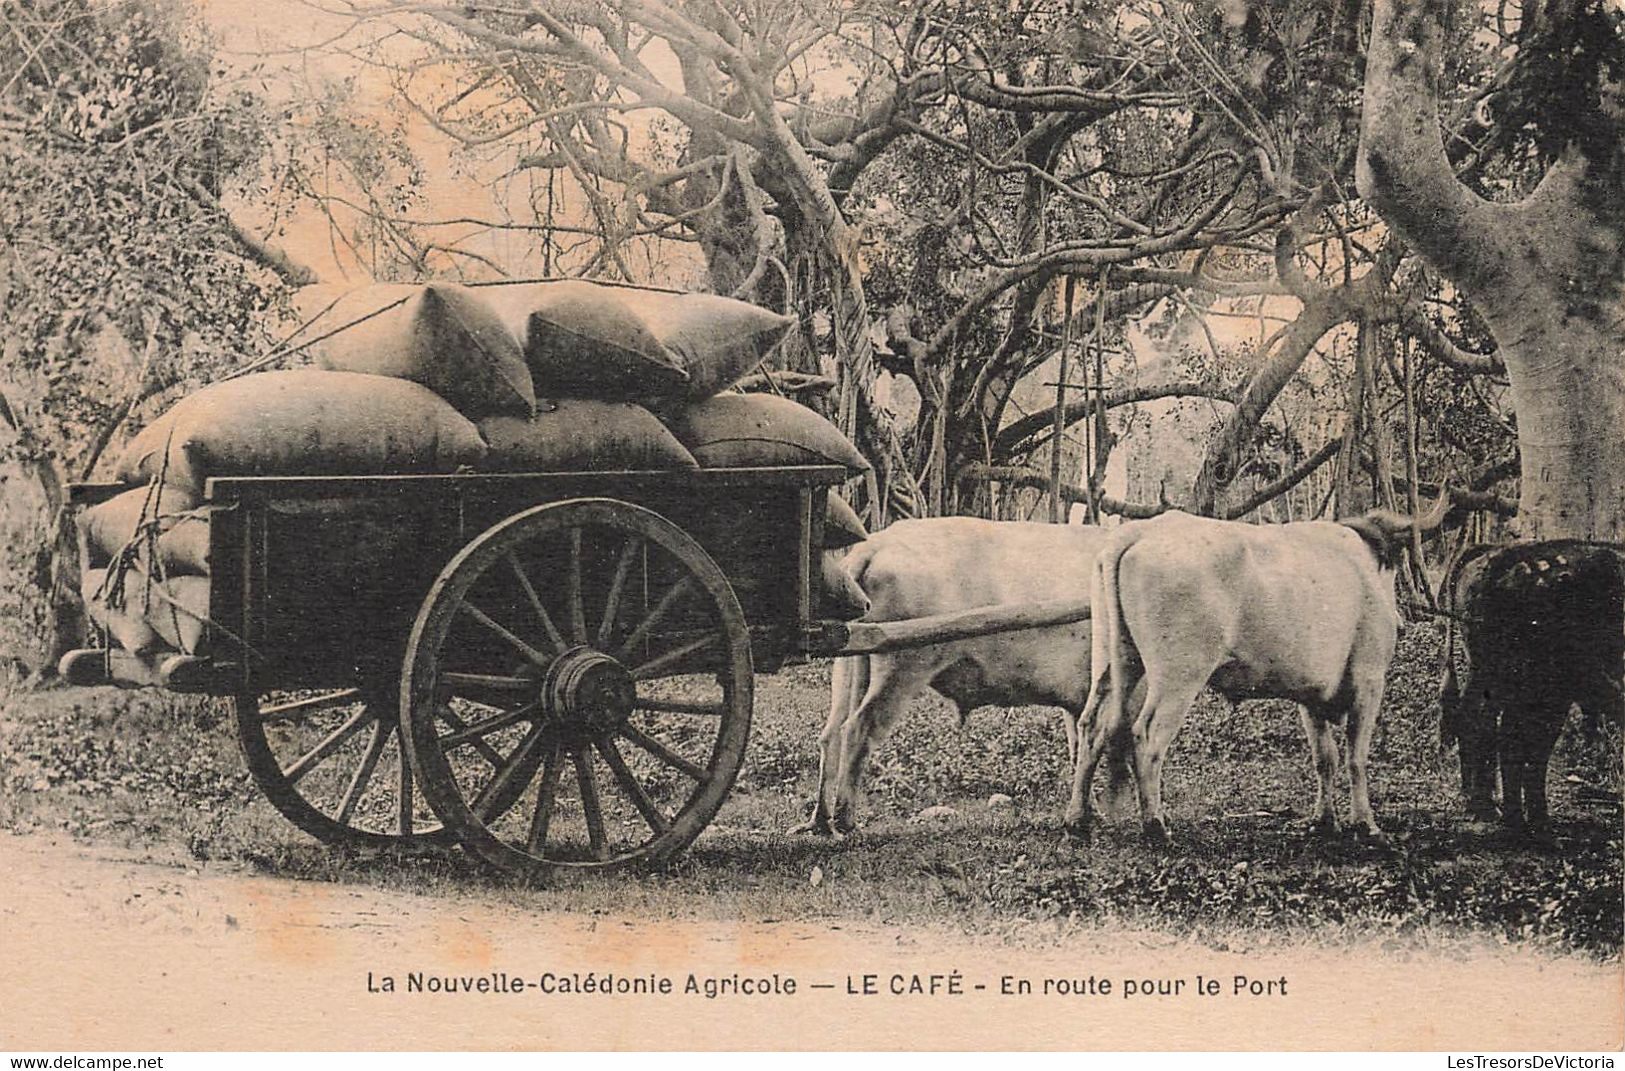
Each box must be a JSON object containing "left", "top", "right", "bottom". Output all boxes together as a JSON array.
[{"left": 61, "top": 466, "right": 1092, "bottom": 876}]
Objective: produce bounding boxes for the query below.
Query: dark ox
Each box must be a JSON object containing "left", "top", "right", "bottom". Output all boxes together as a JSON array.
[
  {"left": 1438, "top": 540, "right": 1624, "bottom": 832},
  {"left": 1065, "top": 501, "right": 1446, "bottom": 845},
  {"left": 798, "top": 518, "right": 1120, "bottom": 836}
]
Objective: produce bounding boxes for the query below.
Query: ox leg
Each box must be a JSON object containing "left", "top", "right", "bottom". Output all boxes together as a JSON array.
[
  {"left": 1523, "top": 708, "right": 1566, "bottom": 834},
  {"left": 1495, "top": 705, "right": 1527, "bottom": 832},
  {"left": 792, "top": 656, "right": 868, "bottom": 835},
  {"left": 1344, "top": 686, "right": 1386, "bottom": 840},
  {"left": 1457, "top": 696, "right": 1500, "bottom": 823},
  {"left": 1061, "top": 708, "right": 1079, "bottom": 768},
  {"left": 1507, "top": 703, "right": 1565, "bottom": 838},
  {"left": 1300, "top": 706, "right": 1340, "bottom": 838},
  {"left": 1131, "top": 678, "right": 1205, "bottom": 848},
  {"left": 829, "top": 657, "right": 937, "bottom": 835}
]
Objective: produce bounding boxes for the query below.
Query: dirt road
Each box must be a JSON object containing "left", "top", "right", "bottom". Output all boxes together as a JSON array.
[{"left": 1, "top": 832, "right": 1618, "bottom": 1051}]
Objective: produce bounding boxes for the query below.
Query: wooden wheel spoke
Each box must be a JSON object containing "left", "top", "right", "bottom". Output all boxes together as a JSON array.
[
  {"left": 281, "top": 705, "right": 377, "bottom": 784},
  {"left": 236, "top": 688, "right": 452, "bottom": 849},
  {"left": 259, "top": 688, "right": 362, "bottom": 723},
  {"left": 460, "top": 601, "right": 551, "bottom": 669},
  {"left": 566, "top": 528, "right": 587, "bottom": 644},
  {"left": 596, "top": 736, "right": 670, "bottom": 835},
  {"left": 573, "top": 750, "right": 609, "bottom": 861},
  {"left": 525, "top": 744, "right": 565, "bottom": 854},
  {"left": 397, "top": 736, "right": 415, "bottom": 835},
  {"left": 508, "top": 553, "right": 566, "bottom": 653},
  {"left": 441, "top": 671, "right": 532, "bottom": 693},
  {"left": 634, "top": 695, "right": 726, "bottom": 717},
  {"left": 435, "top": 704, "right": 504, "bottom": 767},
  {"left": 614, "top": 576, "right": 696, "bottom": 660},
  {"left": 336, "top": 719, "right": 393, "bottom": 825},
  {"left": 629, "top": 634, "right": 718, "bottom": 681},
  {"left": 401, "top": 499, "right": 752, "bottom": 872},
  {"left": 597, "top": 538, "right": 640, "bottom": 648},
  {"left": 437, "top": 697, "right": 546, "bottom": 749},
  {"left": 619, "top": 723, "right": 708, "bottom": 781},
  {"left": 472, "top": 723, "right": 549, "bottom": 823}
]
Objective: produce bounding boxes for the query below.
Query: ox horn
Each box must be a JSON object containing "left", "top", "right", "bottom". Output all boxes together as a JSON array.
[{"left": 1414, "top": 483, "right": 1453, "bottom": 533}]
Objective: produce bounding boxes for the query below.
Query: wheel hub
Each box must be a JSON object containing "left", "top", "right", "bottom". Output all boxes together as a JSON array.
[{"left": 544, "top": 645, "right": 635, "bottom": 740}]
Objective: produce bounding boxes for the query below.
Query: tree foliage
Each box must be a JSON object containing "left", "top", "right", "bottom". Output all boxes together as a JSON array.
[
  {"left": 286, "top": 0, "right": 1543, "bottom": 530},
  {"left": 7, "top": 0, "right": 1608, "bottom": 669},
  {"left": 0, "top": 0, "right": 290, "bottom": 673}
]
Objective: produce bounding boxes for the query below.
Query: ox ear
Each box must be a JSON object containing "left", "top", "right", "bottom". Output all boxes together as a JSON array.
[
  {"left": 1340, "top": 515, "right": 1407, "bottom": 569},
  {"left": 1342, "top": 487, "right": 1453, "bottom": 569}
]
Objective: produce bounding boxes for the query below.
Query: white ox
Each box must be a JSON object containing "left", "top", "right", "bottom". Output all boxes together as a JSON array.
[
  {"left": 1064, "top": 501, "right": 1446, "bottom": 845},
  {"left": 799, "top": 517, "right": 1118, "bottom": 836}
]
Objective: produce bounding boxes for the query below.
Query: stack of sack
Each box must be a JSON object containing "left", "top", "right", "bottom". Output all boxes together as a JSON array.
[{"left": 81, "top": 279, "right": 872, "bottom": 667}]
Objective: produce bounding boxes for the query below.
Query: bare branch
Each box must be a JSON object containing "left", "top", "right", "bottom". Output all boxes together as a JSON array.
[
  {"left": 997, "top": 380, "right": 1240, "bottom": 457},
  {"left": 1357, "top": 0, "right": 1513, "bottom": 295},
  {"left": 178, "top": 177, "right": 318, "bottom": 284},
  {"left": 958, "top": 463, "right": 1168, "bottom": 520}
]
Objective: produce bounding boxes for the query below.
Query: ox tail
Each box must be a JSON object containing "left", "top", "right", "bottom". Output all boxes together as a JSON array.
[
  {"left": 1087, "top": 530, "right": 1140, "bottom": 819},
  {"left": 1435, "top": 542, "right": 1495, "bottom": 748},
  {"left": 829, "top": 651, "right": 869, "bottom": 728},
  {"left": 1102, "top": 739, "right": 1138, "bottom": 821},
  {"left": 824, "top": 536, "right": 879, "bottom": 756}
]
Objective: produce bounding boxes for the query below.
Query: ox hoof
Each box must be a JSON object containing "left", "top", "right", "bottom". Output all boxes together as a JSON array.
[
  {"left": 1350, "top": 826, "right": 1390, "bottom": 849},
  {"left": 789, "top": 802, "right": 839, "bottom": 837},
  {"left": 1511, "top": 821, "right": 1556, "bottom": 849},
  {"left": 829, "top": 807, "right": 860, "bottom": 838},
  {"left": 1059, "top": 822, "right": 1092, "bottom": 849},
  {"left": 1140, "top": 820, "right": 1171, "bottom": 849}
]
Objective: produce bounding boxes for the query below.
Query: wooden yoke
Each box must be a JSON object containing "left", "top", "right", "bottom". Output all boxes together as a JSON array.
[{"left": 814, "top": 597, "right": 1093, "bottom": 658}]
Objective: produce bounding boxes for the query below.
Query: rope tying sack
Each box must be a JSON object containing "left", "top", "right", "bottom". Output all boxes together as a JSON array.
[{"left": 85, "top": 430, "right": 262, "bottom": 663}]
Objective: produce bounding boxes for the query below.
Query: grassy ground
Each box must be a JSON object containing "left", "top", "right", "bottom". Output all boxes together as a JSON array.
[{"left": 2, "top": 623, "right": 1619, "bottom": 958}]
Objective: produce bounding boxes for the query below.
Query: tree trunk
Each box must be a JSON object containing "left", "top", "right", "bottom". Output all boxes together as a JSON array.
[
  {"left": 0, "top": 378, "right": 82, "bottom": 680},
  {"left": 1487, "top": 303, "right": 1625, "bottom": 539},
  {"left": 36, "top": 510, "right": 85, "bottom": 682},
  {"left": 1358, "top": 0, "right": 1625, "bottom": 541},
  {"left": 1189, "top": 291, "right": 1348, "bottom": 515}
]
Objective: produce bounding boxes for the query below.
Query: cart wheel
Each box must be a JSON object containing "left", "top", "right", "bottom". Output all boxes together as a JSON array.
[
  {"left": 235, "top": 683, "right": 451, "bottom": 849},
  {"left": 402, "top": 498, "right": 753, "bottom": 875},
  {"left": 236, "top": 682, "right": 544, "bottom": 850}
]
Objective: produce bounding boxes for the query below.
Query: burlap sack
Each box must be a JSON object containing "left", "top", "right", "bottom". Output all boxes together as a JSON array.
[
  {"left": 818, "top": 550, "right": 870, "bottom": 621},
  {"left": 477, "top": 281, "right": 556, "bottom": 349},
  {"left": 296, "top": 282, "right": 535, "bottom": 419},
  {"left": 665, "top": 394, "right": 870, "bottom": 475},
  {"left": 478, "top": 399, "right": 698, "bottom": 472},
  {"left": 114, "top": 371, "right": 488, "bottom": 494},
  {"left": 483, "top": 281, "right": 687, "bottom": 401},
  {"left": 479, "top": 281, "right": 792, "bottom": 402},
  {"left": 615, "top": 290, "right": 794, "bottom": 400},
  {"left": 824, "top": 494, "right": 868, "bottom": 549},
  {"left": 82, "top": 568, "right": 210, "bottom": 656},
  {"left": 157, "top": 514, "right": 211, "bottom": 576},
  {"left": 78, "top": 485, "right": 208, "bottom": 573}
]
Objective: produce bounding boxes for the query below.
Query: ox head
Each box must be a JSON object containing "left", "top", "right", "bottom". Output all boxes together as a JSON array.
[{"left": 1339, "top": 488, "right": 1452, "bottom": 570}]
